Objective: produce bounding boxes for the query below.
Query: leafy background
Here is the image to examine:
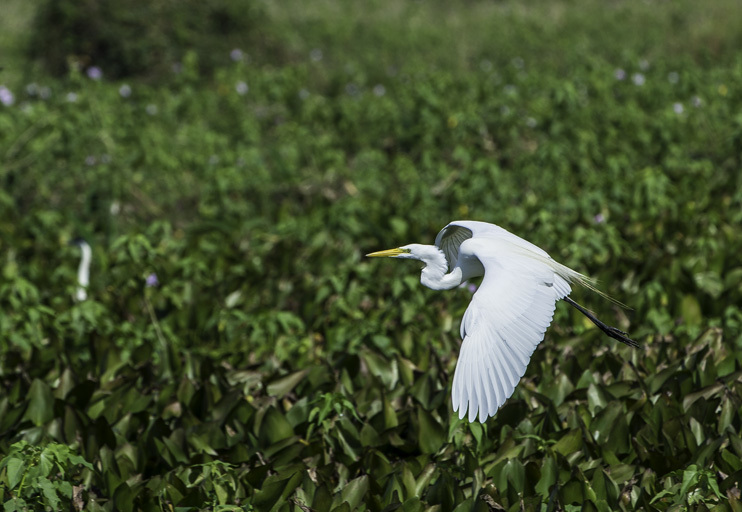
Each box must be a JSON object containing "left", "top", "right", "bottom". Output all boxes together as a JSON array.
[{"left": 2, "top": 0, "right": 742, "bottom": 510}]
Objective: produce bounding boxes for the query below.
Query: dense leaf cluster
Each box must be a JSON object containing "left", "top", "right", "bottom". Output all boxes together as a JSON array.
[{"left": 2, "top": 0, "right": 742, "bottom": 510}]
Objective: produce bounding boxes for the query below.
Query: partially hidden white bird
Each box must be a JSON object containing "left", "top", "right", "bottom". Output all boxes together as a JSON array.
[
  {"left": 367, "top": 220, "right": 637, "bottom": 423},
  {"left": 70, "top": 238, "right": 91, "bottom": 302}
]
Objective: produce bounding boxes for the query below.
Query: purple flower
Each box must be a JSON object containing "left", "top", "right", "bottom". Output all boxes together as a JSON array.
[
  {"left": 673, "top": 102, "right": 684, "bottom": 114},
  {"left": 0, "top": 85, "right": 14, "bottom": 106},
  {"left": 119, "top": 84, "right": 132, "bottom": 98},
  {"left": 146, "top": 273, "right": 159, "bottom": 287},
  {"left": 87, "top": 66, "right": 103, "bottom": 80},
  {"left": 614, "top": 69, "right": 626, "bottom": 81},
  {"left": 594, "top": 213, "right": 605, "bottom": 224},
  {"left": 632, "top": 73, "right": 646, "bottom": 86},
  {"left": 230, "top": 48, "right": 244, "bottom": 62},
  {"left": 468, "top": 284, "right": 478, "bottom": 294}
]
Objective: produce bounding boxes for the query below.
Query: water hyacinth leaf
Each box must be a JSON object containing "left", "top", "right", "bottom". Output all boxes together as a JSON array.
[
  {"left": 682, "top": 382, "right": 725, "bottom": 411},
  {"left": 340, "top": 475, "right": 369, "bottom": 509},
  {"left": 694, "top": 271, "right": 723, "bottom": 298},
  {"left": 553, "top": 429, "right": 582, "bottom": 456},
  {"left": 417, "top": 409, "right": 446, "bottom": 454},
  {"left": 39, "top": 479, "right": 61, "bottom": 510},
  {"left": 23, "top": 379, "right": 55, "bottom": 426},
  {"left": 261, "top": 407, "right": 294, "bottom": 444},
  {"left": 266, "top": 369, "right": 309, "bottom": 398},
  {"left": 535, "top": 456, "right": 557, "bottom": 499},
  {"left": 361, "top": 350, "right": 398, "bottom": 389},
  {"left": 5, "top": 458, "right": 25, "bottom": 489}
]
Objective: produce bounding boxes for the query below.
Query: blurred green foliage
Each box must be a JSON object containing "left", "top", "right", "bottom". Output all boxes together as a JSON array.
[
  {"left": 27, "top": 0, "right": 267, "bottom": 79},
  {"left": 2, "top": 0, "right": 742, "bottom": 509}
]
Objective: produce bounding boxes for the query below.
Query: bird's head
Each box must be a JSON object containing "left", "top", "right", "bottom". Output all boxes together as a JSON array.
[{"left": 366, "top": 244, "right": 441, "bottom": 261}]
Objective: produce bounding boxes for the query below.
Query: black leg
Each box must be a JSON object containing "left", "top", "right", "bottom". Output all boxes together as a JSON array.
[{"left": 563, "top": 297, "right": 639, "bottom": 348}]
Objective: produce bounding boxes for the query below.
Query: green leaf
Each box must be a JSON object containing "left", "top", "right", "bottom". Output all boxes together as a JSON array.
[
  {"left": 416, "top": 409, "right": 445, "bottom": 454},
  {"left": 39, "top": 479, "right": 61, "bottom": 510},
  {"left": 340, "top": 475, "right": 369, "bottom": 509},
  {"left": 535, "top": 455, "right": 557, "bottom": 499},
  {"left": 261, "top": 407, "right": 294, "bottom": 444},
  {"left": 23, "top": 379, "right": 55, "bottom": 426},
  {"left": 5, "top": 458, "right": 25, "bottom": 490},
  {"left": 553, "top": 429, "right": 582, "bottom": 456},
  {"left": 266, "top": 369, "right": 309, "bottom": 398}
]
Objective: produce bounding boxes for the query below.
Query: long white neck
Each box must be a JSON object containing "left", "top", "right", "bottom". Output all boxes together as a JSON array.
[{"left": 417, "top": 246, "right": 464, "bottom": 290}]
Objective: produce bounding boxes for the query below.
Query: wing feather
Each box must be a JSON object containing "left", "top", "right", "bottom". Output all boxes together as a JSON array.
[{"left": 451, "top": 236, "right": 572, "bottom": 422}]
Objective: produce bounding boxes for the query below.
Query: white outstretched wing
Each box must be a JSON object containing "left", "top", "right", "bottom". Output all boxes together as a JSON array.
[{"left": 450, "top": 236, "right": 572, "bottom": 422}]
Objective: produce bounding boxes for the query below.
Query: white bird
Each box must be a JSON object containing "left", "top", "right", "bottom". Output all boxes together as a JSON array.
[
  {"left": 70, "top": 238, "right": 91, "bottom": 301},
  {"left": 367, "top": 220, "right": 637, "bottom": 422}
]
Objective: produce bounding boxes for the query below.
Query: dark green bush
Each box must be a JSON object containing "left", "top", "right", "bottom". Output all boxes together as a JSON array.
[{"left": 28, "top": 0, "right": 266, "bottom": 79}]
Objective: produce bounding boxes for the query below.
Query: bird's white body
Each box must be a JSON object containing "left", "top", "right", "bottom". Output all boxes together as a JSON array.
[
  {"left": 368, "top": 220, "right": 632, "bottom": 422},
  {"left": 75, "top": 240, "right": 91, "bottom": 301}
]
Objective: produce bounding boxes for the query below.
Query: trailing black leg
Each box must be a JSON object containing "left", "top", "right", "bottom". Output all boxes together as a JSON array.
[{"left": 563, "top": 297, "right": 639, "bottom": 348}]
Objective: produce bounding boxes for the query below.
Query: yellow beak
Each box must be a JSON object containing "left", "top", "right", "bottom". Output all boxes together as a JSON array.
[{"left": 366, "top": 247, "right": 406, "bottom": 258}]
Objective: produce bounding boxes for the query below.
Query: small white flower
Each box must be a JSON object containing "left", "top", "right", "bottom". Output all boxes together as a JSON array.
[
  {"left": 673, "top": 102, "right": 684, "bottom": 114},
  {"left": 87, "top": 66, "right": 103, "bottom": 80},
  {"left": 230, "top": 48, "right": 244, "bottom": 62},
  {"left": 66, "top": 92, "right": 78, "bottom": 103},
  {"left": 39, "top": 86, "right": 51, "bottom": 99},
  {"left": 614, "top": 68, "right": 626, "bottom": 80},
  {"left": 119, "top": 84, "right": 132, "bottom": 98},
  {"left": 692, "top": 96, "right": 702, "bottom": 108},
  {"left": 235, "top": 81, "right": 248, "bottom": 95},
  {"left": 310, "top": 49, "right": 323, "bottom": 62},
  {"left": 110, "top": 201, "right": 121, "bottom": 215},
  {"left": 372, "top": 84, "right": 386, "bottom": 97},
  {"left": 632, "top": 73, "right": 645, "bottom": 86},
  {"left": 525, "top": 117, "right": 537, "bottom": 128},
  {"left": 639, "top": 59, "right": 650, "bottom": 71},
  {"left": 146, "top": 104, "right": 158, "bottom": 115},
  {"left": 0, "top": 85, "right": 14, "bottom": 106},
  {"left": 668, "top": 72, "right": 679, "bottom": 84},
  {"left": 298, "top": 88, "right": 310, "bottom": 100}
]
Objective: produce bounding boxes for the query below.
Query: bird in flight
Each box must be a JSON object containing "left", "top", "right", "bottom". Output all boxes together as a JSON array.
[{"left": 367, "top": 220, "right": 637, "bottom": 422}]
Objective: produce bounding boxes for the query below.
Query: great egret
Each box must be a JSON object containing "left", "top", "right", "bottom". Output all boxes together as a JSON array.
[
  {"left": 70, "top": 238, "right": 91, "bottom": 301},
  {"left": 367, "top": 220, "right": 637, "bottom": 422}
]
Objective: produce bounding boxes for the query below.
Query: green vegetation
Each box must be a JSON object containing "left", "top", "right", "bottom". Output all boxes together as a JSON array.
[{"left": 2, "top": 0, "right": 742, "bottom": 509}]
